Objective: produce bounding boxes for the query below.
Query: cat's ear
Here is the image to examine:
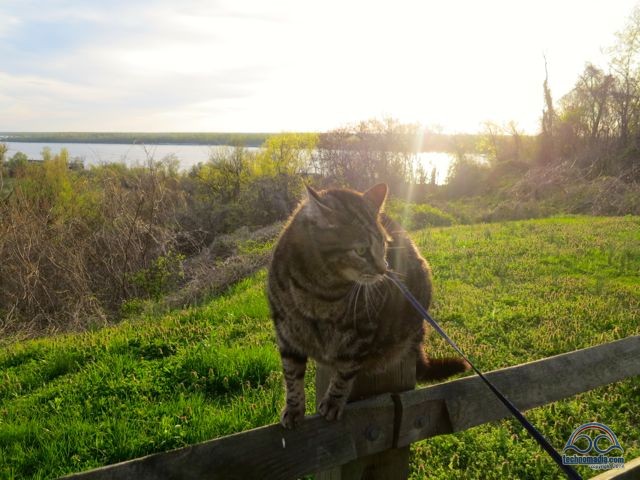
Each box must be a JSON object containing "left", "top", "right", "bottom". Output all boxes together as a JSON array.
[
  {"left": 363, "top": 183, "right": 388, "bottom": 212},
  {"left": 305, "top": 185, "right": 335, "bottom": 227}
]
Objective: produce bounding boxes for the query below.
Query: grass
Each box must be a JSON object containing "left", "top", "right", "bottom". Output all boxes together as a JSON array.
[
  {"left": 1, "top": 215, "right": 639, "bottom": 479},
  {"left": 410, "top": 216, "right": 640, "bottom": 478}
]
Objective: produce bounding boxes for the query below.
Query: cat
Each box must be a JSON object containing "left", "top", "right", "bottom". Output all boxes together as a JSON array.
[{"left": 267, "top": 183, "right": 469, "bottom": 428}]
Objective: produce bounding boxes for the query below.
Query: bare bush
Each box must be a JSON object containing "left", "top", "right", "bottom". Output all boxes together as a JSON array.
[
  {"left": 163, "top": 223, "right": 281, "bottom": 309},
  {"left": 0, "top": 158, "right": 186, "bottom": 336}
]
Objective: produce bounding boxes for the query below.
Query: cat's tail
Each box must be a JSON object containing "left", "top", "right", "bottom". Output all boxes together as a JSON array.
[{"left": 416, "top": 349, "right": 471, "bottom": 382}]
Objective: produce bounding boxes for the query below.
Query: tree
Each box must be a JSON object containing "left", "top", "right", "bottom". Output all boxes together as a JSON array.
[
  {"left": 476, "top": 121, "right": 501, "bottom": 163},
  {"left": 41, "top": 146, "right": 52, "bottom": 162},
  {"left": 7, "top": 152, "right": 29, "bottom": 177},
  {"left": 253, "top": 133, "right": 317, "bottom": 177},
  {"left": 0, "top": 143, "right": 6, "bottom": 197},
  {"left": 506, "top": 121, "right": 523, "bottom": 161},
  {"left": 252, "top": 133, "right": 318, "bottom": 216},
  {"left": 608, "top": 4, "right": 640, "bottom": 146},
  {"left": 476, "top": 121, "right": 524, "bottom": 165},
  {"left": 558, "top": 64, "right": 615, "bottom": 147},
  {"left": 444, "top": 154, "right": 489, "bottom": 198},
  {"left": 199, "top": 146, "right": 252, "bottom": 202},
  {"left": 429, "top": 167, "right": 437, "bottom": 186},
  {"left": 317, "top": 118, "right": 419, "bottom": 192},
  {"left": 541, "top": 56, "right": 555, "bottom": 137},
  {"left": 538, "top": 55, "right": 557, "bottom": 165}
]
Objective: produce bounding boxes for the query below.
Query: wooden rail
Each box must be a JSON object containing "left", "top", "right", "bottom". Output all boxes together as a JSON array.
[
  {"left": 64, "top": 335, "right": 640, "bottom": 480},
  {"left": 592, "top": 456, "right": 640, "bottom": 480}
]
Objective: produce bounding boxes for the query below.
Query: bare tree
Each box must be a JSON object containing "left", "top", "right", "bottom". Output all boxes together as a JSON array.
[
  {"left": 539, "top": 54, "right": 557, "bottom": 165},
  {"left": 317, "top": 118, "right": 420, "bottom": 192},
  {"left": 608, "top": 5, "right": 640, "bottom": 146},
  {"left": 559, "top": 64, "right": 615, "bottom": 143}
]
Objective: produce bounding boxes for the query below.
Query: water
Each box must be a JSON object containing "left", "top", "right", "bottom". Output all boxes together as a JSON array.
[
  {"left": 414, "top": 151, "right": 457, "bottom": 185},
  {"left": 5, "top": 141, "right": 459, "bottom": 184},
  {"left": 5, "top": 142, "right": 225, "bottom": 171}
]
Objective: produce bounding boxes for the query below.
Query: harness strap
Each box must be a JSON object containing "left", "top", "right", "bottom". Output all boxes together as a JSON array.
[{"left": 387, "top": 272, "right": 582, "bottom": 480}]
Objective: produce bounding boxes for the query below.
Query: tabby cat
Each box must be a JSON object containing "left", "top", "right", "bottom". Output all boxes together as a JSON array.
[{"left": 267, "top": 183, "right": 468, "bottom": 428}]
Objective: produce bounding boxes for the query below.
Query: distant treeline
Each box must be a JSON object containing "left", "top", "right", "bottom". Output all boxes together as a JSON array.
[
  {"left": 0, "top": 130, "right": 509, "bottom": 153},
  {"left": 0, "top": 132, "right": 272, "bottom": 147}
]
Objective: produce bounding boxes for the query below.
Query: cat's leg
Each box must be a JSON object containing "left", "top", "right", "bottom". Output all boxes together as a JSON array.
[
  {"left": 318, "top": 326, "right": 372, "bottom": 421},
  {"left": 318, "top": 364, "right": 360, "bottom": 421},
  {"left": 279, "top": 348, "right": 308, "bottom": 429}
]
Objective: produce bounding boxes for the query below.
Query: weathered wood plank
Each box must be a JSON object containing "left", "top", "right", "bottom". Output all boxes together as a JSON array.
[
  {"left": 395, "top": 335, "right": 640, "bottom": 447},
  {"left": 591, "top": 456, "right": 640, "bottom": 480},
  {"left": 64, "top": 336, "right": 640, "bottom": 480},
  {"left": 64, "top": 394, "right": 395, "bottom": 480},
  {"left": 315, "top": 354, "right": 416, "bottom": 480}
]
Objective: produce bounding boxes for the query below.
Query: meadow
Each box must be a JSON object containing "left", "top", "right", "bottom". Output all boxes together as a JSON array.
[{"left": 1, "top": 215, "right": 639, "bottom": 479}]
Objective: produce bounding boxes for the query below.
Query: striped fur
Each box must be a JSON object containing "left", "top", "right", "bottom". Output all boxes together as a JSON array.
[{"left": 268, "top": 184, "right": 468, "bottom": 428}]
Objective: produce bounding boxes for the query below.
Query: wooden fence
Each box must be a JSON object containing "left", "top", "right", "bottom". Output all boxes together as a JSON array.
[{"left": 65, "top": 335, "right": 640, "bottom": 480}]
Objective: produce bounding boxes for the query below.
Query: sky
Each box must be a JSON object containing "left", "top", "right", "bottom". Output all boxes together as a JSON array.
[{"left": 0, "top": 0, "right": 638, "bottom": 133}]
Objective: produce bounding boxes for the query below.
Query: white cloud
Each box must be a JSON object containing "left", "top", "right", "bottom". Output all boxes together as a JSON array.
[
  {"left": 0, "top": 0, "right": 637, "bottom": 132},
  {"left": 0, "top": 12, "right": 21, "bottom": 38}
]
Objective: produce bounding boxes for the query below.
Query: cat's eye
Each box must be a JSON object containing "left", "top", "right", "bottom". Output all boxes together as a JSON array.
[{"left": 354, "top": 246, "right": 367, "bottom": 256}]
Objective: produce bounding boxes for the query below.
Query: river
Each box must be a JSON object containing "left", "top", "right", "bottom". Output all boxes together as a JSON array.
[{"left": 4, "top": 142, "right": 458, "bottom": 184}]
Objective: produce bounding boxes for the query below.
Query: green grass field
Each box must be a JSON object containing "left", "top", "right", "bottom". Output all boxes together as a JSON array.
[{"left": 1, "top": 216, "right": 639, "bottom": 479}]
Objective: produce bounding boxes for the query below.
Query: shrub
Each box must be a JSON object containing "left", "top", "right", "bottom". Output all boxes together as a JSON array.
[
  {"left": 6, "top": 152, "right": 29, "bottom": 177},
  {"left": 385, "top": 198, "right": 456, "bottom": 229},
  {"left": 443, "top": 155, "right": 490, "bottom": 198},
  {"left": 128, "top": 251, "right": 186, "bottom": 301},
  {"left": 0, "top": 138, "right": 308, "bottom": 337},
  {"left": 0, "top": 153, "right": 186, "bottom": 335}
]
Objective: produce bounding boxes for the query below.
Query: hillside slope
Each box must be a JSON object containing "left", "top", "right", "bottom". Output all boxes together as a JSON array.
[{"left": 1, "top": 216, "right": 639, "bottom": 479}]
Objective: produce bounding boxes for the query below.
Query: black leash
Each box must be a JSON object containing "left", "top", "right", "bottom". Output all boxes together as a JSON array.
[{"left": 387, "top": 272, "right": 583, "bottom": 480}]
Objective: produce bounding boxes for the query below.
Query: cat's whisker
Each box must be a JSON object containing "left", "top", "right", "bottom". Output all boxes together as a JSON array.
[
  {"left": 363, "top": 284, "right": 372, "bottom": 324},
  {"left": 342, "top": 283, "right": 358, "bottom": 323},
  {"left": 372, "top": 280, "right": 384, "bottom": 304},
  {"left": 369, "top": 281, "right": 379, "bottom": 304},
  {"left": 386, "top": 268, "right": 407, "bottom": 279},
  {"left": 383, "top": 273, "right": 399, "bottom": 288},
  {"left": 353, "top": 283, "right": 363, "bottom": 329},
  {"left": 383, "top": 275, "right": 393, "bottom": 294}
]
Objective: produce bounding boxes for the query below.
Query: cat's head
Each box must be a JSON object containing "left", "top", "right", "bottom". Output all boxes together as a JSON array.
[{"left": 302, "top": 184, "right": 389, "bottom": 284}]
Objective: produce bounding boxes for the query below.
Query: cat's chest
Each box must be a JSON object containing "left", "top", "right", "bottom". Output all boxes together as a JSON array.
[
  {"left": 284, "top": 281, "right": 390, "bottom": 358},
  {"left": 287, "top": 279, "right": 350, "bottom": 321}
]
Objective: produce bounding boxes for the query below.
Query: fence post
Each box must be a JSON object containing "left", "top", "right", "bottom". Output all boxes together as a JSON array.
[{"left": 315, "top": 353, "right": 416, "bottom": 480}]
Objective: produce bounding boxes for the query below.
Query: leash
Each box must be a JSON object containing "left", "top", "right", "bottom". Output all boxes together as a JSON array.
[{"left": 386, "top": 272, "right": 583, "bottom": 480}]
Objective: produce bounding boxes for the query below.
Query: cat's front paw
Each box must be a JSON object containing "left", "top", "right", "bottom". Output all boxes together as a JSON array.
[
  {"left": 280, "top": 404, "right": 305, "bottom": 429},
  {"left": 318, "top": 394, "right": 347, "bottom": 421}
]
